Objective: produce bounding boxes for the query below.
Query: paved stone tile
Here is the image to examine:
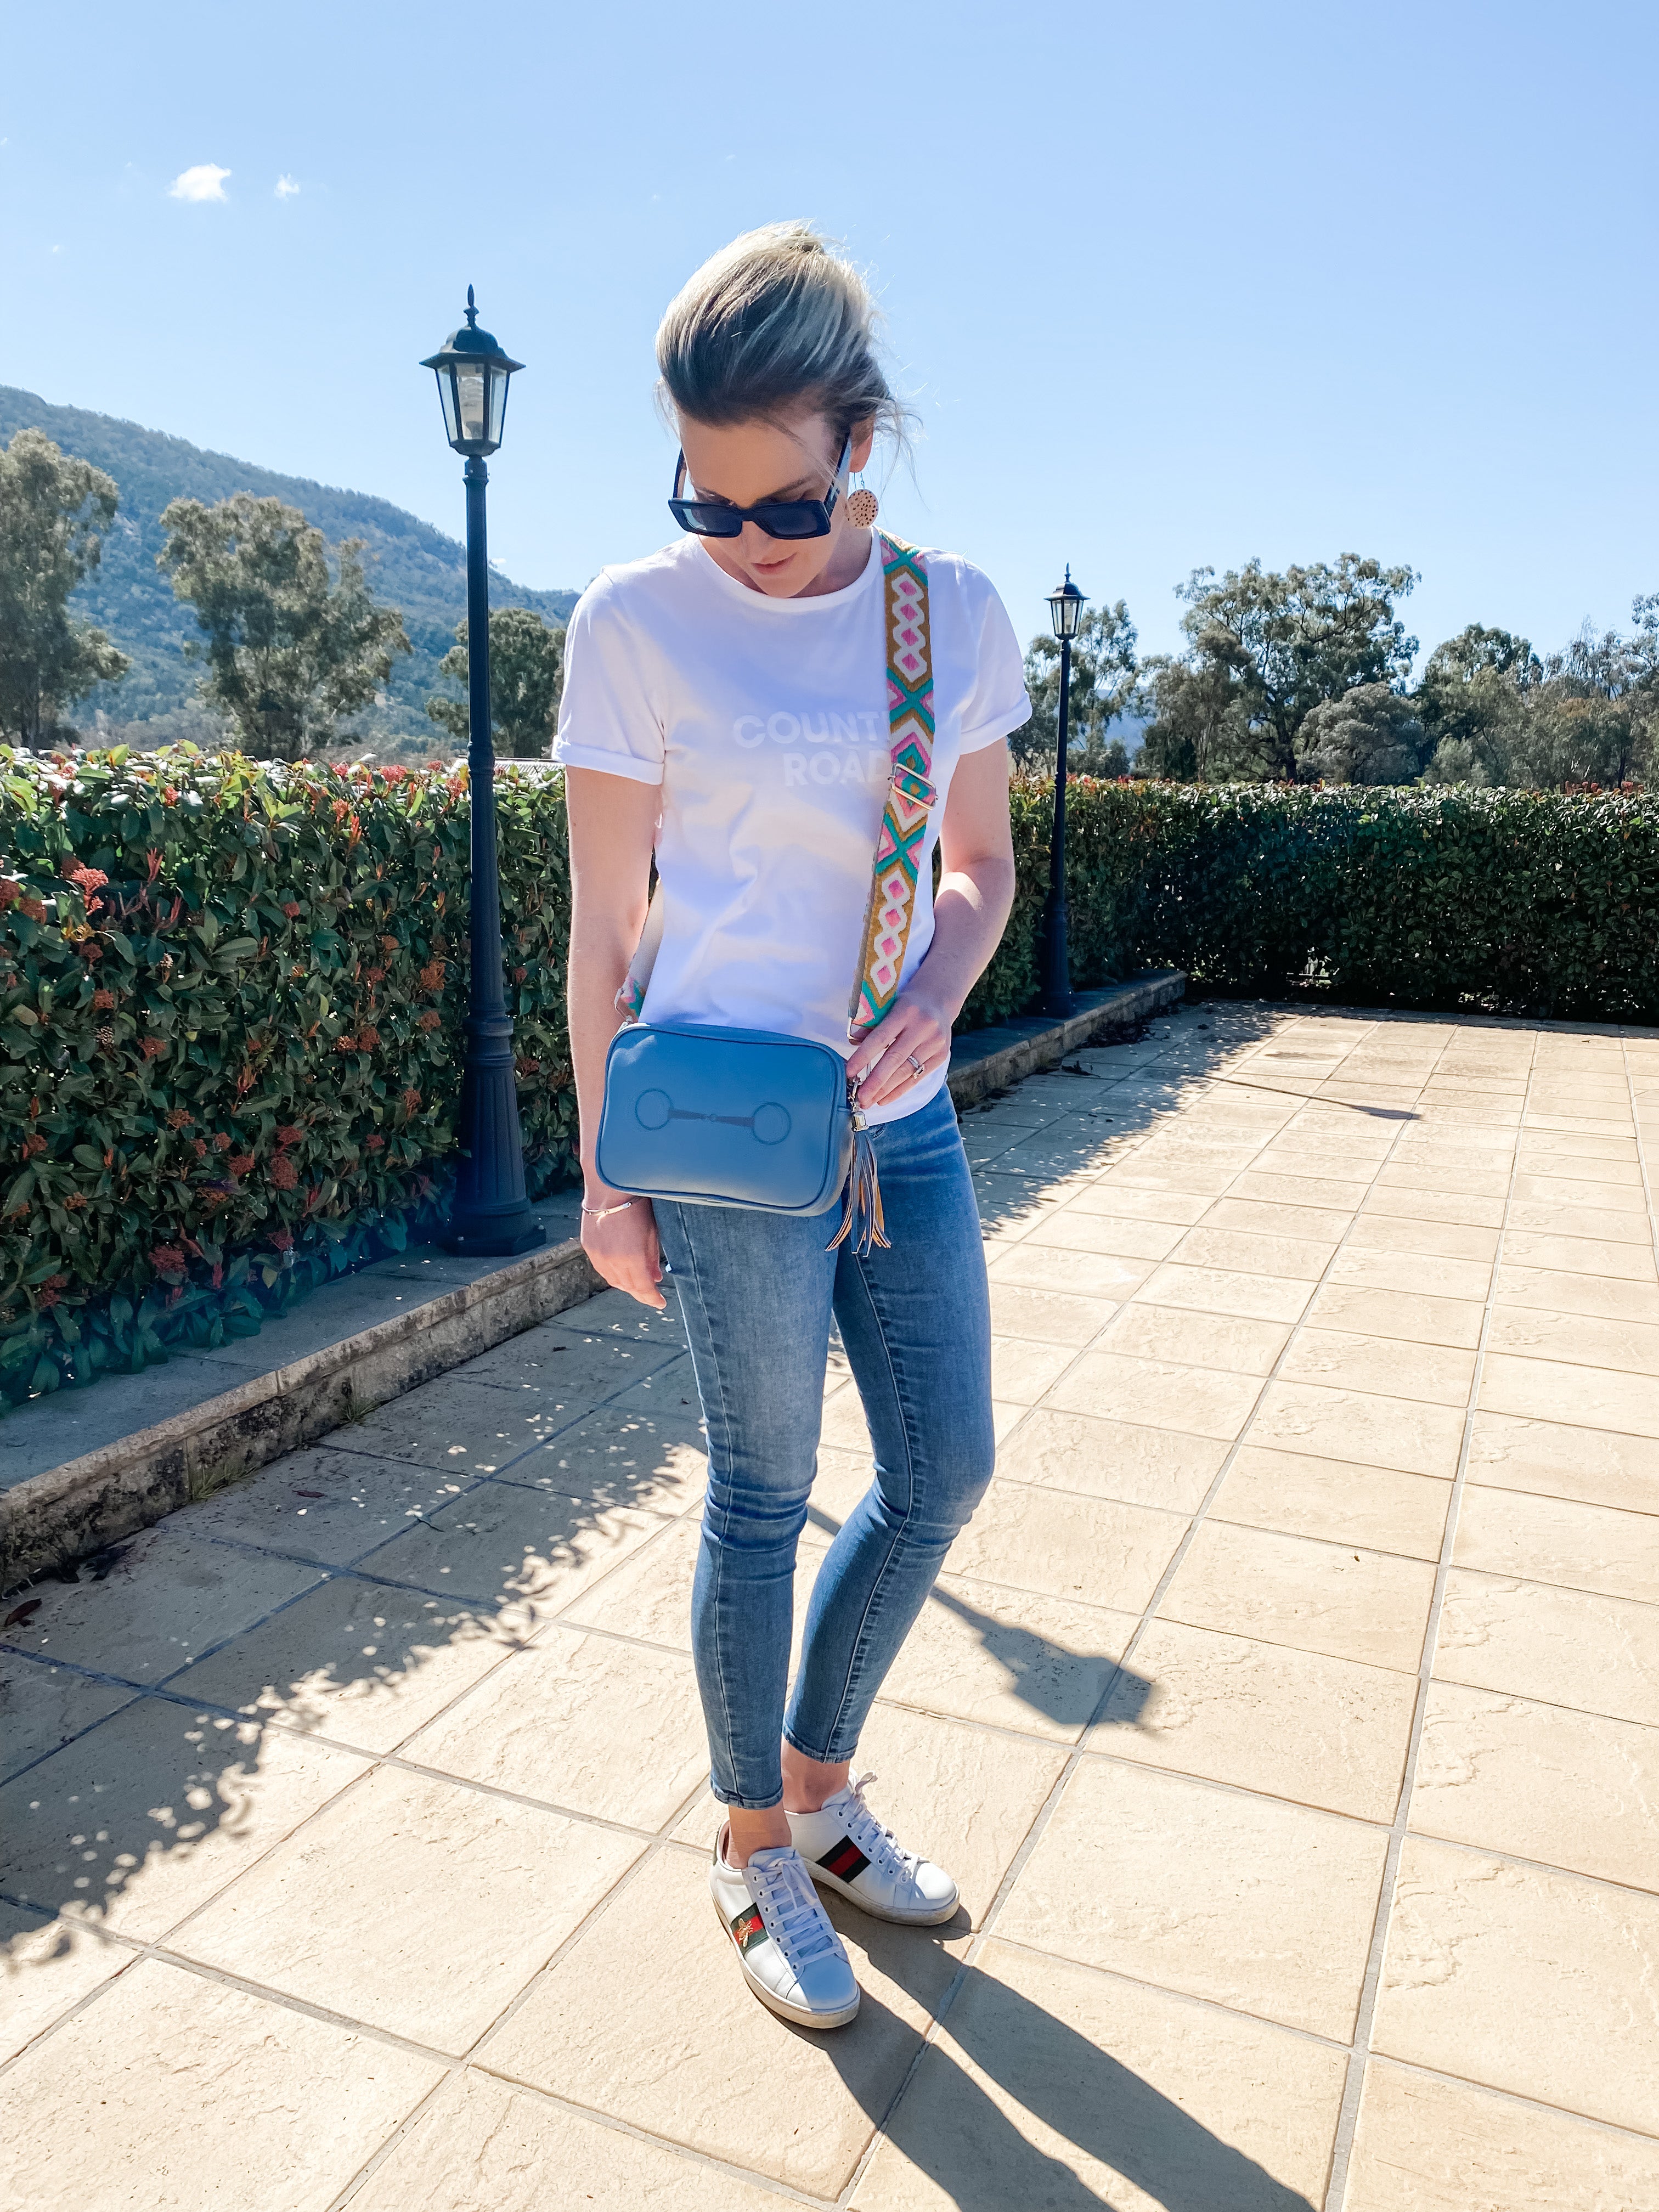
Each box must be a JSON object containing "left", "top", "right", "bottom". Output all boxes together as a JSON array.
[
  {"left": 855, "top": 1939, "right": 1347, "bottom": 2212},
  {"left": 340, "top": 1375, "right": 596, "bottom": 1475},
  {"left": 1248, "top": 1379, "right": 1466, "bottom": 1479},
  {"left": 1064, "top": 1181, "right": 1215, "bottom": 1224},
  {"left": 177, "top": 1763, "right": 642, "bottom": 2052},
  {"left": 1373, "top": 1160, "right": 1512, "bottom": 1197},
  {"left": 0, "top": 1654, "right": 138, "bottom": 1785},
  {"left": 1328, "top": 1246, "right": 1494, "bottom": 1301},
  {"left": 1346, "top": 2061, "right": 1659, "bottom": 2212},
  {"left": 1466, "top": 1408, "right": 1659, "bottom": 1511},
  {"left": 985, "top": 1240, "right": 1156, "bottom": 1297},
  {"left": 1373, "top": 1835, "right": 1659, "bottom": 2135},
  {"left": 0, "top": 1904, "right": 131, "bottom": 2064},
  {"left": 878, "top": 1571, "right": 1134, "bottom": 1742},
  {"left": 1, "top": 1522, "right": 324, "bottom": 1688},
  {"left": 1279, "top": 1325, "right": 1475, "bottom": 1408},
  {"left": 488, "top": 1406, "right": 707, "bottom": 1515},
  {"left": 483, "top": 1844, "right": 961, "bottom": 2199},
  {"left": 1306, "top": 1281, "right": 1486, "bottom": 1348},
  {"left": 1453, "top": 1485, "right": 1659, "bottom": 1603},
  {"left": 1346, "top": 1212, "right": 1502, "bottom": 1263},
  {"left": 180, "top": 1579, "right": 532, "bottom": 1752},
  {"left": 1487, "top": 1302, "right": 1659, "bottom": 1375},
  {"left": 184, "top": 1444, "right": 488, "bottom": 1566},
  {"left": 946, "top": 1479, "right": 1187, "bottom": 1612},
  {"left": 1168, "top": 1225, "right": 1338, "bottom": 1280},
  {"left": 1512, "top": 1167, "right": 1646, "bottom": 1206},
  {"left": 1502, "top": 1229, "right": 1658, "bottom": 1282},
  {"left": 1361, "top": 1183, "right": 1508, "bottom": 1229},
  {"left": 0, "top": 1957, "right": 443, "bottom": 2212},
  {"left": 1025, "top": 1210, "right": 1192, "bottom": 1260},
  {"left": 0, "top": 1699, "right": 368, "bottom": 1938},
  {"left": 1212, "top": 1445, "right": 1451, "bottom": 1558},
  {"left": 989, "top": 1334, "right": 1078, "bottom": 1403},
  {"left": 995, "top": 1756, "right": 1387, "bottom": 2040},
  {"left": 1043, "top": 1350, "right": 1265, "bottom": 1440},
  {"left": 1094, "top": 1300, "right": 1291, "bottom": 1375},
  {"left": 349, "top": 2068, "right": 785, "bottom": 2212},
  {"left": 986, "top": 1280, "right": 1115, "bottom": 1345},
  {"left": 400, "top": 1633, "right": 707, "bottom": 1829},
  {"left": 994, "top": 1407, "right": 1226, "bottom": 1513},
  {"left": 1130, "top": 1260, "right": 1314, "bottom": 1323},
  {"left": 1094, "top": 1618, "right": 1417, "bottom": 1821},
  {"left": 1436, "top": 1569, "right": 1659, "bottom": 1727},
  {"left": 1413, "top": 1681, "right": 1659, "bottom": 1892},
  {"left": 1481, "top": 1350, "right": 1659, "bottom": 1437},
  {"left": 1229, "top": 1166, "right": 1368, "bottom": 1211},
  {"left": 1161, "top": 1519, "right": 1435, "bottom": 1672}
]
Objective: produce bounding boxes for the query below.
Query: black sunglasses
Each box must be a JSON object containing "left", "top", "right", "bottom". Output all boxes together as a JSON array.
[{"left": 669, "top": 435, "right": 850, "bottom": 540}]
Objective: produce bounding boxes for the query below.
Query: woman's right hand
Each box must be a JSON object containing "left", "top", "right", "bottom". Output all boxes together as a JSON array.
[{"left": 580, "top": 1184, "right": 666, "bottom": 1310}]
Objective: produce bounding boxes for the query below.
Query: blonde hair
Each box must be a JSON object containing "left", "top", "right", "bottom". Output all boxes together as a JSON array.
[{"left": 656, "top": 221, "right": 911, "bottom": 452}]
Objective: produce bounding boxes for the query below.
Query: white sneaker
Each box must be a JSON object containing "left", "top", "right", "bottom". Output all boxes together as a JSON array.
[
  {"left": 787, "top": 1771, "right": 960, "bottom": 1926},
  {"left": 708, "top": 1830, "right": 860, "bottom": 2030}
]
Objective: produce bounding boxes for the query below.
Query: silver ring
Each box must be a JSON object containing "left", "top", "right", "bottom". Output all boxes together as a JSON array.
[{"left": 906, "top": 1051, "right": 926, "bottom": 1077}]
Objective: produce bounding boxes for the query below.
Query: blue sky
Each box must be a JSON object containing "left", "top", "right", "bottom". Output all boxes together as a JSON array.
[{"left": 3, "top": 0, "right": 1655, "bottom": 665}]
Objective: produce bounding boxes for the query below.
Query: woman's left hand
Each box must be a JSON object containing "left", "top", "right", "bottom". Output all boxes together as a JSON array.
[{"left": 845, "top": 985, "right": 955, "bottom": 1110}]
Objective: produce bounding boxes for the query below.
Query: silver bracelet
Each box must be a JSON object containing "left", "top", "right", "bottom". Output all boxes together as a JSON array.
[{"left": 581, "top": 1198, "right": 635, "bottom": 1221}]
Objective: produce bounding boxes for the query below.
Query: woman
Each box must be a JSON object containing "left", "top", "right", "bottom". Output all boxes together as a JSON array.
[{"left": 556, "top": 223, "right": 1029, "bottom": 2031}]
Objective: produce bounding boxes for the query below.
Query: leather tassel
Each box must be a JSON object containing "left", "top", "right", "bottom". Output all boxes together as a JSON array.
[{"left": 826, "top": 1124, "right": 889, "bottom": 1256}]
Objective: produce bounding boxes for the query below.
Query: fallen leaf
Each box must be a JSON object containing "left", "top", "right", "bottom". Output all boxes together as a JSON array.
[
  {"left": 4, "top": 1598, "right": 42, "bottom": 1628},
  {"left": 295, "top": 1489, "right": 324, "bottom": 1498}
]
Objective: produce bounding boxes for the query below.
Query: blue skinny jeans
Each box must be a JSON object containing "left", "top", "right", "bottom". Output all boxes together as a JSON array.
[{"left": 654, "top": 1087, "right": 995, "bottom": 1808}]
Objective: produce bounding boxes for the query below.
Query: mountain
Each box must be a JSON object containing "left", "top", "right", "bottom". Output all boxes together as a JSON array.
[{"left": 0, "top": 387, "right": 579, "bottom": 754}]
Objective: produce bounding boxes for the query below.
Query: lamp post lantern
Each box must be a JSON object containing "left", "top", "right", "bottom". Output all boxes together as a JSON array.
[
  {"left": 1040, "top": 567, "right": 1086, "bottom": 1018},
  {"left": 421, "top": 289, "right": 544, "bottom": 1257}
]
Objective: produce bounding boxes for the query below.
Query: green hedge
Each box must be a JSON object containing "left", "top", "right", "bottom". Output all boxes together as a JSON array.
[
  {"left": 8, "top": 757, "right": 1659, "bottom": 1408},
  {"left": 0, "top": 746, "right": 576, "bottom": 1404},
  {"left": 970, "top": 780, "right": 1659, "bottom": 1020}
]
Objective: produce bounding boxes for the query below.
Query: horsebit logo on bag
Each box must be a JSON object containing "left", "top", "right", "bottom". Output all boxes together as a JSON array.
[{"left": 850, "top": 537, "right": 937, "bottom": 1042}]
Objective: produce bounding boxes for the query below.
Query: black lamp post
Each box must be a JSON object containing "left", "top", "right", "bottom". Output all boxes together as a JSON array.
[
  {"left": 1040, "top": 567, "right": 1086, "bottom": 1018},
  {"left": 421, "top": 289, "right": 544, "bottom": 1257}
]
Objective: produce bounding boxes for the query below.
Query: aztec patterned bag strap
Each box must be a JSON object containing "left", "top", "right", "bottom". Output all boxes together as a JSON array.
[{"left": 847, "top": 533, "right": 936, "bottom": 1041}]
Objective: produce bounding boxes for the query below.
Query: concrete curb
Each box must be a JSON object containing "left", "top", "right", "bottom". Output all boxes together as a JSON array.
[{"left": 1, "top": 969, "right": 1184, "bottom": 1590}]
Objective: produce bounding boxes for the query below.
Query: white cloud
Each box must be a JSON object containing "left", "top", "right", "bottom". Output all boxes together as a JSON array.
[
  {"left": 275, "top": 173, "right": 300, "bottom": 199},
  {"left": 169, "top": 163, "right": 230, "bottom": 203}
]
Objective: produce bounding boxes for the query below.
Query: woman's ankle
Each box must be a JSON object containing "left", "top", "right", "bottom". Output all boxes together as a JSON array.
[
  {"left": 724, "top": 1807, "right": 791, "bottom": 1868},
  {"left": 781, "top": 1743, "right": 851, "bottom": 1815}
]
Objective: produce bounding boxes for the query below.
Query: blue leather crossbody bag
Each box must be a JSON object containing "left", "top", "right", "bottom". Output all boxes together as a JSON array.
[{"left": 594, "top": 535, "right": 937, "bottom": 1252}]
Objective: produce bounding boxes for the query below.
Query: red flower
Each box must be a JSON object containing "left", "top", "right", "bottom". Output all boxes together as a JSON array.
[
  {"left": 150, "top": 1244, "right": 186, "bottom": 1274},
  {"left": 357, "top": 1024, "right": 380, "bottom": 1049},
  {"left": 400, "top": 1087, "right": 421, "bottom": 1111},
  {"left": 417, "top": 1009, "right": 442, "bottom": 1031},
  {"left": 270, "top": 1228, "right": 295, "bottom": 1251},
  {"left": 0, "top": 882, "right": 18, "bottom": 910},
  {"left": 19, "top": 898, "right": 47, "bottom": 922},
  {"left": 92, "top": 988, "right": 116, "bottom": 1011},
  {"left": 21, "top": 1133, "right": 47, "bottom": 1158},
  {"left": 140, "top": 1036, "right": 168, "bottom": 1059},
  {"left": 269, "top": 1155, "right": 300, "bottom": 1190},
  {"left": 66, "top": 865, "right": 108, "bottom": 893},
  {"left": 335, "top": 1034, "right": 358, "bottom": 1053},
  {"left": 228, "top": 1153, "right": 256, "bottom": 1176},
  {"left": 365, "top": 964, "right": 386, "bottom": 984},
  {"left": 166, "top": 1108, "right": 193, "bottom": 1129},
  {"left": 512, "top": 966, "right": 527, "bottom": 983},
  {"left": 275, "top": 1125, "right": 304, "bottom": 1147},
  {"left": 63, "top": 1192, "right": 87, "bottom": 1210},
  {"left": 192, "top": 1138, "right": 208, "bottom": 1158},
  {"left": 163, "top": 787, "right": 179, "bottom": 805},
  {"left": 214, "top": 1131, "right": 233, "bottom": 1152},
  {"left": 366, "top": 1133, "right": 385, "bottom": 1150},
  {"left": 281, "top": 902, "right": 302, "bottom": 919}
]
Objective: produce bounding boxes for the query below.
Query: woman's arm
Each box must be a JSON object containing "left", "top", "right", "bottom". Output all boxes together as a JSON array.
[
  {"left": 848, "top": 740, "right": 1017, "bottom": 1108},
  {"left": 564, "top": 765, "right": 667, "bottom": 1307}
]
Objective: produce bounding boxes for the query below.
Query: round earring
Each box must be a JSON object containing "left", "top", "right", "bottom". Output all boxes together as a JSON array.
[{"left": 845, "top": 478, "right": 879, "bottom": 529}]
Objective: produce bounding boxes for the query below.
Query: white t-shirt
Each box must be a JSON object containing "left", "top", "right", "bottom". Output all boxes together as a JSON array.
[{"left": 554, "top": 533, "right": 1030, "bottom": 1122}]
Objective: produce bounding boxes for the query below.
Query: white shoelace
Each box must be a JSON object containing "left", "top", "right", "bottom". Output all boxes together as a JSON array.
[
  {"left": 749, "top": 1851, "right": 838, "bottom": 1967},
  {"left": 841, "top": 1770, "right": 923, "bottom": 1883}
]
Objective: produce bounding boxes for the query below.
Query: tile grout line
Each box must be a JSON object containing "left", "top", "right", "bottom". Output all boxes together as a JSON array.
[{"left": 1319, "top": 1021, "right": 1536, "bottom": 2212}]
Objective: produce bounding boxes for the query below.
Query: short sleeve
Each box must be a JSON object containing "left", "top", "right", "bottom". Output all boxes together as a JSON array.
[
  {"left": 957, "top": 567, "right": 1032, "bottom": 754},
  {"left": 551, "top": 575, "right": 665, "bottom": 786}
]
